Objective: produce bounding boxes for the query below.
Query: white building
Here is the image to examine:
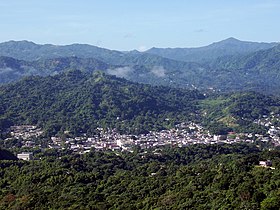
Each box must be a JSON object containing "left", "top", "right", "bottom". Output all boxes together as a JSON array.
[{"left": 17, "top": 152, "right": 33, "bottom": 161}]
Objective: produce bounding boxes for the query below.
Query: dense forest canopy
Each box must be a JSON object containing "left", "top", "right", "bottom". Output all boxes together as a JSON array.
[
  {"left": 1, "top": 144, "right": 280, "bottom": 209},
  {"left": 0, "top": 70, "right": 280, "bottom": 137},
  {"left": 0, "top": 70, "right": 203, "bottom": 136}
]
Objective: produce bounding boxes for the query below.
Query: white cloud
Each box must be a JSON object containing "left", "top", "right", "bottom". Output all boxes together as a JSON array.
[
  {"left": 106, "top": 66, "right": 133, "bottom": 78},
  {"left": 151, "top": 66, "right": 166, "bottom": 77},
  {"left": 138, "top": 45, "right": 148, "bottom": 52}
]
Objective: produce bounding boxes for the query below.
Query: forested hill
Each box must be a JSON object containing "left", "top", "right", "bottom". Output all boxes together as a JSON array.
[
  {"left": 0, "top": 40, "right": 124, "bottom": 62},
  {"left": 1, "top": 70, "right": 280, "bottom": 136},
  {"left": 1, "top": 40, "right": 280, "bottom": 95},
  {"left": 211, "top": 43, "right": 280, "bottom": 71},
  {"left": 205, "top": 44, "right": 280, "bottom": 94},
  {"left": 146, "top": 37, "right": 279, "bottom": 63},
  {"left": 0, "top": 71, "right": 203, "bottom": 136},
  {"left": 0, "top": 56, "right": 111, "bottom": 84},
  {"left": 200, "top": 92, "right": 280, "bottom": 134},
  {"left": 1, "top": 144, "right": 280, "bottom": 209},
  {"left": 0, "top": 38, "right": 277, "bottom": 63}
]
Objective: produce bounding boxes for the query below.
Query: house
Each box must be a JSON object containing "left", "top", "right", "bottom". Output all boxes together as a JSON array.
[
  {"left": 213, "top": 135, "right": 227, "bottom": 141},
  {"left": 17, "top": 152, "right": 33, "bottom": 161},
  {"left": 259, "top": 160, "right": 272, "bottom": 167}
]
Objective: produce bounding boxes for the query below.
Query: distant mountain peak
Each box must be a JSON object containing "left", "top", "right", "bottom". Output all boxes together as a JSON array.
[
  {"left": 222, "top": 37, "right": 241, "bottom": 42},
  {"left": 215, "top": 37, "right": 279, "bottom": 46},
  {"left": 2, "top": 40, "right": 38, "bottom": 46},
  {"left": 211, "top": 37, "right": 243, "bottom": 46}
]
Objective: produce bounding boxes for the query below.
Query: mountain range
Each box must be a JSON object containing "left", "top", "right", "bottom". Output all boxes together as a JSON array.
[
  {"left": 0, "top": 38, "right": 279, "bottom": 94},
  {"left": 1, "top": 38, "right": 280, "bottom": 210},
  {"left": 1, "top": 70, "right": 279, "bottom": 137},
  {"left": 146, "top": 37, "right": 278, "bottom": 63},
  {"left": 0, "top": 37, "right": 277, "bottom": 63}
]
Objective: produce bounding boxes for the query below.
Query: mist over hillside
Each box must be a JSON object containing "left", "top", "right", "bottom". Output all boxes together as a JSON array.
[{"left": 0, "top": 38, "right": 279, "bottom": 94}]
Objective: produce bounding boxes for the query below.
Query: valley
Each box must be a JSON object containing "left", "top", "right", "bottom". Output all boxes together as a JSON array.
[{"left": 1, "top": 38, "right": 280, "bottom": 210}]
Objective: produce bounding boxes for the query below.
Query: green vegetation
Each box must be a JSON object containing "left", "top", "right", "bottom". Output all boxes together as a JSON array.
[
  {"left": 1, "top": 144, "right": 280, "bottom": 209},
  {"left": 1, "top": 40, "right": 280, "bottom": 94},
  {"left": 208, "top": 44, "right": 280, "bottom": 94},
  {"left": 147, "top": 37, "right": 278, "bottom": 63},
  {"left": 0, "top": 70, "right": 203, "bottom": 136},
  {"left": 200, "top": 92, "right": 280, "bottom": 134},
  {"left": 0, "top": 56, "right": 110, "bottom": 84},
  {"left": 1, "top": 70, "right": 280, "bottom": 136},
  {"left": 1, "top": 39, "right": 280, "bottom": 209}
]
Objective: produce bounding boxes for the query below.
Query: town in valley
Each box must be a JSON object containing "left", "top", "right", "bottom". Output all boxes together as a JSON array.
[{"left": 3, "top": 114, "right": 280, "bottom": 159}]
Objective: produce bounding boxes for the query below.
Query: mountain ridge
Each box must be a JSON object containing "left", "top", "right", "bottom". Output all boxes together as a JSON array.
[
  {"left": 0, "top": 38, "right": 278, "bottom": 62},
  {"left": 146, "top": 38, "right": 279, "bottom": 63},
  {"left": 0, "top": 56, "right": 112, "bottom": 84},
  {"left": 1, "top": 38, "right": 280, "bottom": 94}
]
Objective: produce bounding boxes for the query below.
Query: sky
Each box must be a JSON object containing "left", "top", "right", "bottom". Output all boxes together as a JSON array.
[{"left": 0, "top": 0, "right": 280, "bottom": 51}]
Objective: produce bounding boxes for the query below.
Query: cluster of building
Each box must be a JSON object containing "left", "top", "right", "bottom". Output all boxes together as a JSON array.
[
  {"left": 46, "top": 122, "right": 265, "bottom": 154},
  {"left": 8, "top": 125, "right": 43, "bottom": 147},
  {"left": 5, "top": 115, "right": 280, "bottom": 159},
  {"left": 254, "top": 114, "right": 280, "bottom": 146},
  {"left": 10, "top": 125, "right": 43, "bottom": 139}
]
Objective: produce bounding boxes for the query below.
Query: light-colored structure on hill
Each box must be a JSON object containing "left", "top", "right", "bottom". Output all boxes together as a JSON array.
[{"left": 17, "top": 152, "right": 33, "bottom": 161}]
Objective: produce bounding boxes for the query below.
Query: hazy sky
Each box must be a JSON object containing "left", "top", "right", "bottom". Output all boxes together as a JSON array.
[{"left": 0, "top": 0, "right": 279, "bottom": 51}]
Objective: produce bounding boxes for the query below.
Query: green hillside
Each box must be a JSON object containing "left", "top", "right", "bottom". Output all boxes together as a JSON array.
[
  {"left": 1, "top": 40, "right": 280, "bottom": 95},
  {"left": 0, "top": 71, "right": 203, "bottom": 136},
  {"left": 1, "top": 70, "right": 280, "bottom": 137},
  {"left": 200, "top": 92, "right": 280, "bottom": 134},
  {"left": 1, "top": 144, "right": 280, "bottom": 209},
  {"left": 0, "top": 56, "right": 111, "bottom": 84},
  {"left": 147, "top": 37, "right": 278, "bottom": 63}
]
